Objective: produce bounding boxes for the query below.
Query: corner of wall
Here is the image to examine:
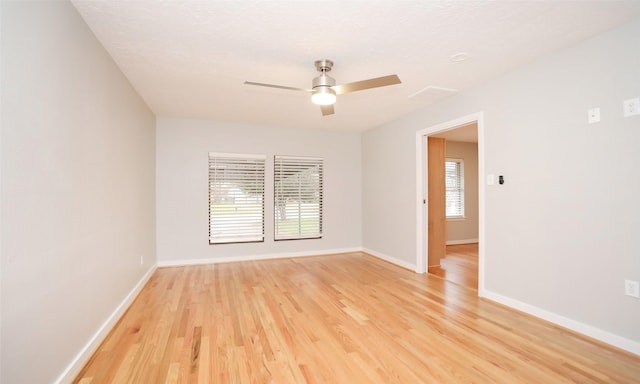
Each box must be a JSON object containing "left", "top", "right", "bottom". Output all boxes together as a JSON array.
[{"left": 54, "top": 265, "right": 157, "bottom": 384}]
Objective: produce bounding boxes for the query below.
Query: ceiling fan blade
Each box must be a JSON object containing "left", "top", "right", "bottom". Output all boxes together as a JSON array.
[
  {"left": 244, "top": 81, "right": 311, "bottom": 93},
  {"left": 320, "top": 104, "right": 335, "bottom": 116},
  {"left": 332, "top": 74, "right": 401, "bottom": 95}
]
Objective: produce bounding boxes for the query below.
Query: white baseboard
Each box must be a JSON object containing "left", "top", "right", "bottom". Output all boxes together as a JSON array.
[
  {"left": 55, "top": 264, "right": 157, "bottom": 384},
  {"left": 482, "top": 289, "right": 640, "bottom": 356},
  {"left": 157, "top": 247, "right": 362, "bottom": 267},
  {"left": 362, "top": 247, "right": 417, "bottom": 271},
  {"left": 446, "top": 239, "right": 478, "bottom": 245}
]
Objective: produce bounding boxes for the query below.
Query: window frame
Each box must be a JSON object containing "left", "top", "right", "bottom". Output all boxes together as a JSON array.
[
  {"left": 273, "top": 155, "right": 323, "bottom": 241},
  {"left": 208, "top": 152, "right": 266, "bottom": 244},
  {"left": 445, "top": 158, "right": 465, "bottom": 220}
]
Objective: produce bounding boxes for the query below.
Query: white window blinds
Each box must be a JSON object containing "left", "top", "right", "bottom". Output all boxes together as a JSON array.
[
  {"left": 208, "top": 153, "right": 265, "bottom": 244},
  {"left": 274, "top": 156, "right": 323, "bottom": 240},
  {"left": 445, "top": 159, "right": 465, "bottom": 218}
]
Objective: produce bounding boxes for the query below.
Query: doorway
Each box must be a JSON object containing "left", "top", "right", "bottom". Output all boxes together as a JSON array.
[{"left": 415, "top": 112, "right": 485, "bottom": 295}]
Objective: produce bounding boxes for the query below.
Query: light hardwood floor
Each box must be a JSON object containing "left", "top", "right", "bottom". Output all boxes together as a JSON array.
[
  {"left": 75, "top": 252, "right": 640, "bottom": 383},
  {"left": 429, "top": 243, "right": 479, "bottom": 290}
]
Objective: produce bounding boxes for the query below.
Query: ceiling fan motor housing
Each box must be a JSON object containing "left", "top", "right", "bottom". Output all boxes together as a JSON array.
[
  {"left": 312, "top": 73, "right": 336, "bottom": 89},
  {"left": 312, "top": 59, "right": 336, "bottom": 90}
]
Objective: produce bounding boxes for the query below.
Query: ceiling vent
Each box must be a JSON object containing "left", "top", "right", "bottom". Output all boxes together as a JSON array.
[{"left": 408, "top": 85, "right": 458, "bottom": 103}]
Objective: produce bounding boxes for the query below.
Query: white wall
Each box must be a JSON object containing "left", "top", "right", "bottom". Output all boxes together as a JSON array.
[
  {"left": 363, "top": 19, "right": 640, "bottom": 351},
  {"left": 1, "top": 2, "right": 156, "bottom": 383},
  {"left": 156, "top": 118, "right": 361, "bottom": 264},
  {"left": 0, "top": 0, "right": 4, "bottom": 369},
  {"left": 445, "top": 141, "right": 479, "bottom": 244}
]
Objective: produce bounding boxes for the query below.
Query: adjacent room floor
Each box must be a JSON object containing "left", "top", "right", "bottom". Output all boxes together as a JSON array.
[
  {"left": 428, "top": 243, "right": 479, "bottom": 290},
  {"left": 74, "top": 250, "right": 640, "bottom": 383}
]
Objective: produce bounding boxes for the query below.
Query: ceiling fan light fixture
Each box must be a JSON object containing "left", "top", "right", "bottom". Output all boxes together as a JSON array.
[{"left": 311, "top": 86, "right": 336, "bottom": 105}]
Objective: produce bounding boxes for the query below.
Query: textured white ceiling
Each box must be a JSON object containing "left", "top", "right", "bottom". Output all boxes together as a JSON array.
[{"left": 72, "top": 1, "right": 640, "bottom": 132}]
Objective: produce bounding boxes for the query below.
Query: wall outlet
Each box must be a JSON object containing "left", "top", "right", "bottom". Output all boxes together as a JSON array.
[
  {"left": 623, "top": 97, "right": 640, "bottom": 117},
  {"left": 588, "top": 107, "right": 600, "bottom": 123},
  {"left": 624, "top": 280, "right": 640, "bottom": 298}
]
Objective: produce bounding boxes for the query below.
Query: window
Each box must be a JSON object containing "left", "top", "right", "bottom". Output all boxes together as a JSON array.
[
  {"left": 208, "top": 153, "right": 265, "bottom": 244},
  {"left": 445, "top": 158, "right": 465, "bottom": 218},
  {"left": 274, "top": 156, "right": 323, "bottom": 240}
]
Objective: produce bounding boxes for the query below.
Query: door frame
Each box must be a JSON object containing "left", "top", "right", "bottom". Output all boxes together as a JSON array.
[{"left": 415, "top": 112, "right": 486, "bottom": 296}]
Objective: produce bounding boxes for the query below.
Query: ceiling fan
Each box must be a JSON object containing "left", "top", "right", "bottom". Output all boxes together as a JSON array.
[{"left": 244, "top": 59, "right": 401, "bottom": 116}]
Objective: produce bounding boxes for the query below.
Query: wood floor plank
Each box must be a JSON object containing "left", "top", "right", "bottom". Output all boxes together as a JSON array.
[{"left": 74, "top": 252, "right": 640, "bottom": 383}]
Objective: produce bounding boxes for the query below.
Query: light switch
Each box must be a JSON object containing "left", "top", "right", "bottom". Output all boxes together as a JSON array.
[{"left": 487, "top": 174, "right": 495, "bottom": 185}]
